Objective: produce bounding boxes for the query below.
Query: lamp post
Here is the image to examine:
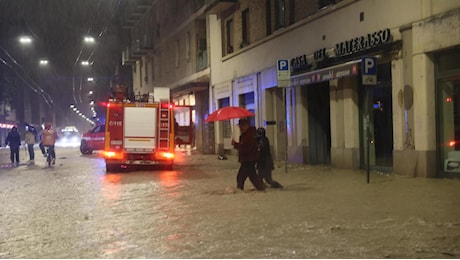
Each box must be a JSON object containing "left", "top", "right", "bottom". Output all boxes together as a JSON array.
[{"left": 18, "top": 35, "right": 33, "bottom": 132}]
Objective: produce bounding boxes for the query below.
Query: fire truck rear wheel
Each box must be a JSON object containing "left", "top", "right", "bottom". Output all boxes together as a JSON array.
[
  {"left": 106, "top": 164, "right": 119, "bottom": 172},
  {"left": 163, "top": 164, "right": 173, "bottom": 171}
]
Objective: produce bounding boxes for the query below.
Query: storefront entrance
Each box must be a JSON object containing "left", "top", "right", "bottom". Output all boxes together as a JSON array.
[
  {"left": 306, "top": 82, "right": 331, "bottom": 164},
  {"left": 436, "top": 49, "right": 460, "bottom": 176}
]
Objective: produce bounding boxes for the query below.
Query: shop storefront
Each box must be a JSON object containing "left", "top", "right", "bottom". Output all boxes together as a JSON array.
[
  {"left": 290, "top": 28, "right": 398, "bottom": 170},
  {"left": 436, "top": 48, "right": 460, "bottom": 177}
]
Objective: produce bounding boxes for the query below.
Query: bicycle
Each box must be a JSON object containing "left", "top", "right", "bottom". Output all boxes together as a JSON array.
[{"left": 44, "top": 146, "right": 56, "bottom": 167}]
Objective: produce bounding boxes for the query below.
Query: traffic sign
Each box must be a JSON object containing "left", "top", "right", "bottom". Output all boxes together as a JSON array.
[
  {"left": 362, "top": 56, "right": 377, "bottom": 85},
  {"left": 277, "top": 59, "right": 290, "bottom": 87}
]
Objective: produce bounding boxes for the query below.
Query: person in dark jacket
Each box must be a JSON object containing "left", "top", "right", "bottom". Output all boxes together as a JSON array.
[
  {"left": 256, "top": 127, "right": 283, "bottom": 189},
  {"left": 5, "top": 126, "right": 21, "bottom": 164},
  {"left": 231, "top": 119, "right": 265, "bottom": 191}
]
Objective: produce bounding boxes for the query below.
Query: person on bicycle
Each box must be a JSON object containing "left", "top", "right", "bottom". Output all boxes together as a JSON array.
[{"left": 39, "top": 123, "right": 58, "bottom": 165}]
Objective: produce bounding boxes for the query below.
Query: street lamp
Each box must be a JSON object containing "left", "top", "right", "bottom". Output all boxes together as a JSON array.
[
  {"left": 18, "top": 35, "right": 32, "bottom": 44},
  {"left": 84, "top": 36, "right": 95, "bottom": 44}
]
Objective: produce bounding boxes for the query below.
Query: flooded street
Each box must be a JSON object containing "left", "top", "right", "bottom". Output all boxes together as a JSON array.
[{"left": 0, "top": 147, "right": 459, "bottom": 258}]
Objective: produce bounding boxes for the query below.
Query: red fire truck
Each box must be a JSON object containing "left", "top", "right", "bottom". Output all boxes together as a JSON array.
[{"left": 103, "top": 88, "right": 177, "bottom": 171}]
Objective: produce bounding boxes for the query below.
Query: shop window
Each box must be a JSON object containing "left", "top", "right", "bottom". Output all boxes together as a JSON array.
[
  {"left": 239, "top": 92, "right": 255, "bottom": 127},
  {"left": 436, "top": 50, "right": 460, "bottom": 174},
  {"left": 218, "top": 98, "right": 232, "bottom": 140}
]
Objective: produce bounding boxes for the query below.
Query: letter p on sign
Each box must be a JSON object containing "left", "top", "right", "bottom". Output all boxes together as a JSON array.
[{"left": 362, "top": 56, "right": 377, "bottom": 85}]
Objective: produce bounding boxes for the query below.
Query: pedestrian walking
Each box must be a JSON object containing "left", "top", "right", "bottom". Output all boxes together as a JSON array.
[
  {"left": 231, "top": 119, "right": 265, "bottom": 191},
  {"left": 5, "top": 126, "right": 21, "bottom": 165},
  {"left": 256, "top": 127, "right": 283, "bottom": 189},
  {"left": 25, "top": 126, "right": 35, "bottom": 162}
]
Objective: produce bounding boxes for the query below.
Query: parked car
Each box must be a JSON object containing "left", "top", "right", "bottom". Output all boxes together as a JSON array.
[{"left": 80, "top": 124, "right": 105, "bottom": 154}]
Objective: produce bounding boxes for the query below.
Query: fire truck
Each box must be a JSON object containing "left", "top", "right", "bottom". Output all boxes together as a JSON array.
[{"left": 103, "top": 87, "right": 177, "bottom": 172}]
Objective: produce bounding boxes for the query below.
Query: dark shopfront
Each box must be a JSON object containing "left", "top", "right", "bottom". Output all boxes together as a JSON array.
[
  {"left": 359, "top": 61, "right": 393, "bottom": 171},
  {"left": 292, "top": 57, "right": 394, "bottom": 170},
  {"left": 436, "top": 48, "right": 460, "bottom": 177}
]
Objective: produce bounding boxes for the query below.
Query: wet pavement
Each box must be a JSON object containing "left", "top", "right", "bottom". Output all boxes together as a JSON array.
[{"left": 0, "top": 147, "right": 459, "bottom": 258}]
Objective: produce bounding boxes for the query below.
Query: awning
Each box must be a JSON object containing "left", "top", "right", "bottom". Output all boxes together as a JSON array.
[{"left": 291, "top": 59, "right": 360, "bottom": 86}]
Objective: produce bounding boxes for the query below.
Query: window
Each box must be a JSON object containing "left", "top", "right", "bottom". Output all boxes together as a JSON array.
[
  {"left": 139, "top": 60, "right": 143, "bottom": 88},
  {"left": 151, "top": 55, "right": 155, "bottom": 81},
  {"left": 275, "top": 0, "right": 286, "bottom": 29},
  {"left": 175, "top": 40, "right": 180, "bottom": 67},
  {"left": 226, "top": 19, "right": 234, "bottom": 54},
  {"left": 318, "top": 0, "right": 336, "bottom": 9},
  {"left": 144, "top": 58, "right": 148, "bottom": 82},
  {"left": 266, "top": 0, "right": 272, "bottom": 35},
  {"left": 185, "top": 31, "right": 191, "bottom": 60},
  {"left": 241, "top": 8, "right": 249, "bottom": 47}
]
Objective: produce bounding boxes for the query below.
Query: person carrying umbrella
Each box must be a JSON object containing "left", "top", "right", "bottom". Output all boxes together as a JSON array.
[{"left": 231, "top": 119, "right": 265, "bottom": 191}]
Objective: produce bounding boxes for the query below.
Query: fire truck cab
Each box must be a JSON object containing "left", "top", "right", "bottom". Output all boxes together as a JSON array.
[{"left": 104, "top": 87, "right": 176, "bottom": 171}]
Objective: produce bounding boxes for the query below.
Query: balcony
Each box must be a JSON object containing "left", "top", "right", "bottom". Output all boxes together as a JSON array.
[
  {"left": 205, "top": 0, "right": 237, "bottom": 14},
  {"left": 122, "top": 46, "right": 139, "bottom": 65},
  {"left": 122, "top": 33, "right": 153, "bottom": 65},
  {"left": 121, "top": 0, "right": 153, "bottom": 28}
]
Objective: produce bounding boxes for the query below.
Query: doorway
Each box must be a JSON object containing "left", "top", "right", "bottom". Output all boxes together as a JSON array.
[
  {"left": 359, "top": 63, "right": 393, "bottom": 170},
  {"left": 436, "top": 49, "right": 460, "bottom": 176},
  {"left": 306, "top": 82, "right": 331, "bottom": 164}
]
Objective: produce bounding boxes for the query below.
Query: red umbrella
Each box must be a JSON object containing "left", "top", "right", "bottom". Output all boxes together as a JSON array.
[{"left": 205, "top": 106, "right": 255, "bottom": 122}]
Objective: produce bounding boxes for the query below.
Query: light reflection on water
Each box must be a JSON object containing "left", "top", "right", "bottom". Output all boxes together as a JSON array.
[
  {"left": 101, "top": 174, "right": 122, "bottom": 201},
  {"left": 159, "top": 170, "right": 179, "bottom": 187},
  {"left": 96, "top": 168, "right": 195, "bottom": 257}
]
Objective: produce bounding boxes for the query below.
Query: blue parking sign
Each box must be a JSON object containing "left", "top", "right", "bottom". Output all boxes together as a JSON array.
[
  {"left": 277, "top": 59, "right": 289, "bottom": 71},
  {"left": 362, "top": 56, "right": 377, "bottom": 85}
]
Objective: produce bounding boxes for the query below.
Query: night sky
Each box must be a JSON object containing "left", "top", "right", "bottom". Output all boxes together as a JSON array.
[{"left": 0, "top": 0, "right": 128, "bottom": 124}]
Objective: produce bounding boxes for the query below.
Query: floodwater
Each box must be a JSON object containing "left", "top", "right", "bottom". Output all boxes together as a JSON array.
[{"left": 0, "top": 147, "right": 459, "bottom": 258}]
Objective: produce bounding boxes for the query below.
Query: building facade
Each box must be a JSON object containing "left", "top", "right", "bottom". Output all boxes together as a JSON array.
[
  {"left": 119, "top": 0, "right": 213, "bottom": 153},
  {"left": 207, "top": 0, "right": 460, "bottom": 178}
]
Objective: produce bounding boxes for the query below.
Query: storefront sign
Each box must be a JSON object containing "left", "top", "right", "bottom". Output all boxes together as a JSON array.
[
  {"left": 290, "top": 29, "right": 392, "bottom": 73},
  {"left": 291, "top": 60, "right": 359, "bottom": 85},
  {"left": 334, "top": 29, "right": 391, "bottom": 57}
]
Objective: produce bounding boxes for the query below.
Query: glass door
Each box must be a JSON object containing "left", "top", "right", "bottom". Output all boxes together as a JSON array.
[{"left": 436, "top": 49, "right": 460, "bottom": 176}]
